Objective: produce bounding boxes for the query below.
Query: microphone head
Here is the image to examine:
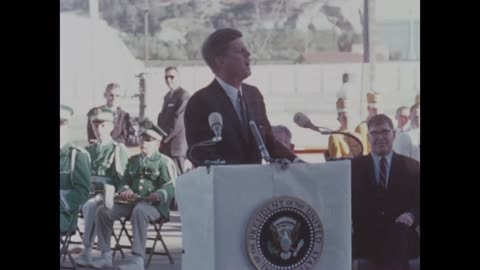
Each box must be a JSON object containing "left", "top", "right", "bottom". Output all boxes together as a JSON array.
[
  {"left": 208, "top": 112, "right": 223, "bottom": 128},
  {"left": 293, "top": 112, "right": 311, "bottom": 128}
]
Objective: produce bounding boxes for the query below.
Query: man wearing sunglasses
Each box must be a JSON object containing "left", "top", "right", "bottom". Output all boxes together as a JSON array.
[
  {"left": 92, "top": 120, "right": 175, "bottom": 270},
  {"left": 157, "top": 66, "right": 190, "bottom": 175},
  {"left": 87, "top": 82, "right": 140, "bottom": 146},
  {"left": 351, "top": 114, "right": 420, "bottom": 270},
  {"left": 75, "top": 108, "right": 129, "bottom": 267}
]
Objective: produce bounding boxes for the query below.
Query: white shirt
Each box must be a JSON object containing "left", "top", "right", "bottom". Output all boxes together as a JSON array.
[
  {"left": 216, "top": 77, "right": 244, "bottom": 121},
  {"left": 371, "top": 151, "right": 393, "bottom": 187},
  {"left": 393, "top": 128, "right": 420, "bottom": 162},
  {"left": 337, "top": 82, "right": 353, "bottom": 99}
]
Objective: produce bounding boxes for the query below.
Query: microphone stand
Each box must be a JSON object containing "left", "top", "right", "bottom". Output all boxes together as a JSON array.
[
  {"left": 187, "top": 137, "right": 226, "bottom": 173},
  {"left": 324, "top": 130, "right": 364, "bottom": 161}
]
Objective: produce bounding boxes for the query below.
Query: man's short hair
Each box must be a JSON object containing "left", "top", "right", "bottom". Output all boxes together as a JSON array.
[
  {"left": 367, "top": 114, "right": 394, "bottom": 130},
  {"left": 272, "top": 125, "right": 292, "bottom": 139},
  {"left": 105, "top": 82, "right": 119, "bottom": 93},
  {"left": 410, "top": 103, "right": 420, "bottom": 114},
  {"left": 201, "top": 28, "right": 243, "bottom": 71},
  {"left": 396, "top": 106, "right": 410, "bottom": 117},
  {"left": 164, "top": 66, "right": 178, "bottom": 73}
]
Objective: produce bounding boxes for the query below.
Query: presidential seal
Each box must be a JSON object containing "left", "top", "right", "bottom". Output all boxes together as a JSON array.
[{"left": 246, "top": 196, "right": 324, "bottom": 270}]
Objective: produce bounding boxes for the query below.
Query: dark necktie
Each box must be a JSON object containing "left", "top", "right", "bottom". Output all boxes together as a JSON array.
[
  {"left": 379, "top": 157, "right": 387, "bottom": 189},
  {"left": 237, "top": 92, "right": 248, "bottom": 128},
  {"left": 237, "top": 91, "right": 249, "bottom": 142}
]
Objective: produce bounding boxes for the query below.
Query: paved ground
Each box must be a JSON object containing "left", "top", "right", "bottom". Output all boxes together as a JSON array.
[
  {"left": 61, "top": 211, "right": 183, "bottom": 270},
  {"left": 61, "top": 210, "right": 420, "bottom": 270}
]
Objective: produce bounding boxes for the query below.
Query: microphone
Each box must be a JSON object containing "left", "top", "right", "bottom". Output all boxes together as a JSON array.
[
  {"left": 248, "top": 120, "right": 272, "bottom": 162},
  {"left": 208, "top": 112, "right": 223, "bottom": 142},
  {"left": 293, "top": 112, "right": 332, "bottom": 135},
  {"left": 294, "top": 112, "right": 364, "bottom": 157}
]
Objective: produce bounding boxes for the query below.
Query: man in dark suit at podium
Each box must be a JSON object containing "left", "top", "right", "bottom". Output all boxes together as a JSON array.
[
  {"left": 351, "top": 114, "right": 420, "bottom": 270},
  {"left": 184, "top": 28, "right": 300, "bottom": 165}
]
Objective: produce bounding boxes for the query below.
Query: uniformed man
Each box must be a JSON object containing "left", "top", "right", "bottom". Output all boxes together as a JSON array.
[
  {"left": 393, "top": 102, "right": 420, "bottom": 162},
  {"left": 355, "top": 91, "right": 381, "bottom": 155},
  {"left": 60, "top": 105, "right": 91, "bottom": 234},
  {"left": 92, "top": 120, "right": 175, "bottom": 270},
  {"left": 87, "top": 82, "right": 140, "bottom": 146},
  {"left": 75, "top": 107, "right": 129, "bottom": 267},
  {"left": 394, "top": 106, "right": 410, "bottom": 136},
  {"left": 325, "top": 98, "right": 363, "bottom": 160}
]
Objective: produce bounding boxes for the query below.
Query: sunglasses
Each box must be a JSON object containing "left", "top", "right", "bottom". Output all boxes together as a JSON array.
[{"left": 165, "top": 75, "right": 175, "bottom": 80}]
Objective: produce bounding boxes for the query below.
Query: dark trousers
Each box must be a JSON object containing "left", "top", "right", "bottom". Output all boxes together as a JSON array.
[{"left": 353, "top": 222, "right": 420, "bottom": 270}]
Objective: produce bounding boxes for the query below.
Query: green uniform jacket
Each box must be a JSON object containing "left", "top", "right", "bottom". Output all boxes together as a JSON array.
[
  {"left": 119, "top": 151, "right": 175, "bottom": 220},
  {"left": 85, "top": 141, "right": 129, "bottom": 191},
  {"left": 60, "top": 143, "right": 91, "bottom": 233}
]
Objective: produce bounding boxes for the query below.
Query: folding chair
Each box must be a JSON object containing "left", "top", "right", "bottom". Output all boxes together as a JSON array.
[
  {"left": 145, "top": 217, "right": 174, "bottom": 267},
  {"left": 112, "top": 216, "right": 174, "bottom": 267},
  {"left": 60, "top": 229, "right": 78, "bottom": 270},
  {"left": 112, "top": 217, "right": 132, "bottom": 259}
]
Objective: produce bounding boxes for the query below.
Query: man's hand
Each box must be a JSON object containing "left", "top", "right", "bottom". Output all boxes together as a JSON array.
[
  {"left": 293, "top": 157, "right": 306, "bottom": 163},
  {"left": 148, "top": 192, "right": 162, "bottom": 203},
  {"left": 120, "top": 189, "right": 135, "bottom": 200},
  {"left": 270, "top": 158, "right": 291, "bottom": 170},
  {"left": 396, "top": 212, "right": 414, "bottom": 227}
]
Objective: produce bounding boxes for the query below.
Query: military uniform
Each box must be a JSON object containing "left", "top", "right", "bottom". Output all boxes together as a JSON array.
[
  {"left": 76, "top": 108, "right": 129, "bottom": 266},
  {"left": 87, "top": 105, "right": 140, "bottom": 146},
  {"left": 60, "top": 105, "right": 91, "bottom": 233},
  {"left": 326, "top": 98, "right": 363, "bottom": 159},
  {"left": 93, "top": 120, "right": 174, "bottom": 270},
  {"left": 327, "top": 130, "right": 363, "bottom": 159},
  {"left": 355, "top": 92, "right": 381, "bottom": 155},
  {"left": 355, "top": 121, "right": 370, "bottom": 155}
]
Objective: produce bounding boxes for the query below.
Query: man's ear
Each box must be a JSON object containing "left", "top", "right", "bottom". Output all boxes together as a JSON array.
[{"left": 214, "top": 55, "right": 224, "bottom": 68}]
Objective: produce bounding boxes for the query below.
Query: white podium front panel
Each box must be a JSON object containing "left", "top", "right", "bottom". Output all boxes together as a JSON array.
[{"left": 176, "top": 161, "right": 351, "bottom": 270}]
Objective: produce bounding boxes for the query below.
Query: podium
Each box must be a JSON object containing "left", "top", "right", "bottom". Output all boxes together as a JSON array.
[{"left": 175, "top": 162, "right": 351, "bottom": 270}]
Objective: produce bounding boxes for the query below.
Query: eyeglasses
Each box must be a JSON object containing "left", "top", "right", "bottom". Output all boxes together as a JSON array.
[
  {"left": 165, "top": 75, "right": 175, "bottom": 80},
  {"left": 369, "top": 129, "right": 393, "bottom": 136},
  {"left": 141, "top": 135, "right": 156, "bottom": 142}
]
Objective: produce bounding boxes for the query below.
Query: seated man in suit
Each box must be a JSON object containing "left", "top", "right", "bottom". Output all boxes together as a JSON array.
[
  {"left": 184, "top": 28, "right": 301, "bottom": 165},
  {"left": 351, "top": 114, "right": 420, "bottom": 270}
]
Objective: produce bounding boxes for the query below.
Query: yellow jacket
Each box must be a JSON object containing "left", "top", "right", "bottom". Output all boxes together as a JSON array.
[
  {"left": 355, "top": 122, "right": 371, "bottom": 155},
  {"left": 326, "top": 129, "right": 363, "bottom": 159}
]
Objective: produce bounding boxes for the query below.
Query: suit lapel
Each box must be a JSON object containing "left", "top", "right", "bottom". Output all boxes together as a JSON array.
[
  {"left": 210, "top": 80, "right": 249, "bottom": 145},
  {"left": 387, "top": 153, "right": 401, "bottom": 192},
  {"left": 366, "top": 154, "right": 377, "bottom": 187}
]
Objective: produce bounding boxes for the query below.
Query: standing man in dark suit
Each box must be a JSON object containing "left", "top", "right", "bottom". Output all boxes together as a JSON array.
[
  {"left": 184, "top": 28, "right": 300, "bottom": 165},
  {"left": 157, "top": 66, "right": 190, "bottom": 174},
  {"left": 87, "top": 82, "right": 140, "bottom": 146},
  {"left": 352, "top": 114, "right": 420, "bottom": 270}
]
